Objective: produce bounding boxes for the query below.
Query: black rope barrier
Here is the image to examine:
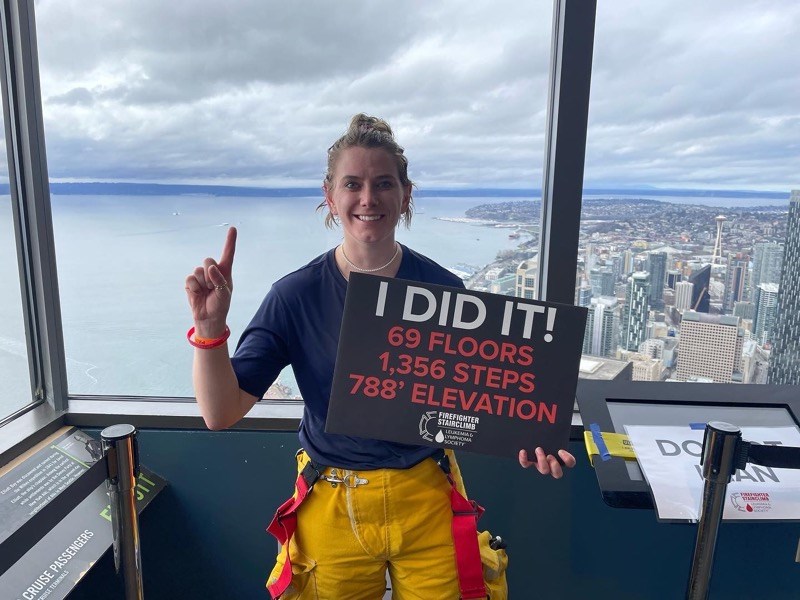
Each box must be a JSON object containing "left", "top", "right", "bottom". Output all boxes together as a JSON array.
[{"left": 741, "top": 442, "right": 800, "bottom": 470}]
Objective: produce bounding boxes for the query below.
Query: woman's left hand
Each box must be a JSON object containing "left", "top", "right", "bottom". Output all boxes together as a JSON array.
[{"left": 518, "top": 448, "right": 576, "bottom": 479}]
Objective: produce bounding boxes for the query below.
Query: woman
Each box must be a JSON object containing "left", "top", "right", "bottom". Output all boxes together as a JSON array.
[{"left": 185, "top": 114, "right": 576, "bottom": 599}]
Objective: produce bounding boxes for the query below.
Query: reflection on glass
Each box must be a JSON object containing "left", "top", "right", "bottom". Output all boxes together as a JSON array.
[
  {"left": 0, "top": 153, "right": 34, "bottom": 418},
  {"left": 577, "top": 1, "right": 799, "bottom": 385},
  {"left": 35, "top": 1, "right": 551, "bottom": 397}
]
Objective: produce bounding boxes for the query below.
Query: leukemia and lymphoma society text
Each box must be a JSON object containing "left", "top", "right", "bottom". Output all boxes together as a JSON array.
[{"left": 327, "top": 274, "right": 587, "bottom": 458}]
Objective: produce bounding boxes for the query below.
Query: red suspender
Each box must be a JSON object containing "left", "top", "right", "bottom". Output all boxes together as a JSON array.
[
  {"left": 265, "top": 471, "right": 315, "bottom": 600},
  {"left": 448, "top": 478, "right": 488, "bottom": 599}
]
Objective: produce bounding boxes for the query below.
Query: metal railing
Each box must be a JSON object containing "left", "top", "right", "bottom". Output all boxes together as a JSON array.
[
  {"left": 102, "top": 424, "right": 144, "bottom": 599},
  {"left": 687, "top": 421, "right": 800, "bottom": 599}
]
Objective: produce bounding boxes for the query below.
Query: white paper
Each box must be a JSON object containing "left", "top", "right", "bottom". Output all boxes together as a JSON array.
[{"left": 625, "top": 425, "right": 800, "bottom": 522}]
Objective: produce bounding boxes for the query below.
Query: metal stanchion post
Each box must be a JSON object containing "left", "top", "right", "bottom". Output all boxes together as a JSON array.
[
  {"left": 686, "top": 421, "right": 741, "bottom": 600},
  {"left": 102, "top": 424, "right": 144, "bottom": 600}
]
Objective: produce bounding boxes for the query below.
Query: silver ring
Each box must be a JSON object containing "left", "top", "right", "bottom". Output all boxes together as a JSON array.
[{"left": 214, "top": 282, "right": 228, "bottom": 291}]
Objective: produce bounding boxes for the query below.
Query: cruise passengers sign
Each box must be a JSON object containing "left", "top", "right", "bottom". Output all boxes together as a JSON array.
[
  {"left": 326, "top": 274, "right": 588, "bottom": 458},
  {"left": 0, "top": 427, "right": 165, "bottom": 600}
]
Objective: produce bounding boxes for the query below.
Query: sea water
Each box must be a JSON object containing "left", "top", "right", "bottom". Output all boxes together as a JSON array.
[
  {"left": 0, "top": 194, "right": 524, "bottom": 408},
  {"left": 0, "top": 191, "right": 789, "bottom": 415}
]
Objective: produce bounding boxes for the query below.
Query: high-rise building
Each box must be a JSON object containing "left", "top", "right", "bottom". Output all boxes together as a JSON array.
[
  {"left": 723, "top": 253, "right": 749, "bottom": 312},
  {"left": 666, "top": 269, "right": 682, "bottom": 290},
  {"left": 647, "top": 320, "right": 669, "bottom": 340},
  {"left": 639, "top": 338, "right": 665, "bottom": 359},
  {"left": 589, "top": 267, "right": 615, "bottom": 297},
  {"left": 675, "top": 280, "right": 694, "bottom": 311},
  {"left": 611, "top": 255, "right": 623, "bottom": 280},
  {"left": 622, "top": 272, "right": 650, "bottom": 351},
  {"left": 622, "top": 249, "right": 634, "bottom": 276},
  {"left": 740, "top": 339, "right": 758, "bottom": 384},
  {"left": 753, "top": 283, "right": 780, "bottom": 346},
  {"left": 583, "top": 296, "right": 619, "bottom": 357},
  {"left": 577, "top": 280, "right": 593, "bottom": 307},
  {"left": 676, "top": 312, "right": 743, "bottom": 383},
  {"left": 630, "top": 353, "right": 663, "bottom": 381},
  {"left": 769, "top": 190, "right": 800, "bottom": 384},
  {"left": 515, "top": 256, "right": 538, "bottom": 300},
  {"left": 646, "top": 252, "right": 667, "bottom": 309},
  {"left": 661, "top": 337, "right": 680, "bottom": 368},
  {"left": 585, "top": 243, "right": 596, "bottom": 272},
  {"left": 688, "top": 264, "right": 711, "bottom": 313},
  {"left": 663, "top": 288, "right": 676, "bottom": 309},
  {"left": 733, "top": 301, "right": 756, "bottom": 321},
  {"left": 751, "top": 242, "right": 784, "bottom": 298}
]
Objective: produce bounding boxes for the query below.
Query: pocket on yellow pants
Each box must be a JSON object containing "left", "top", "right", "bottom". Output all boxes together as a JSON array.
[
  {"left": 478, "top": 530, "right": 508, "bottom": 600},
  {"left": 267, "top": 541, "right": 318, "bottom": 600}
]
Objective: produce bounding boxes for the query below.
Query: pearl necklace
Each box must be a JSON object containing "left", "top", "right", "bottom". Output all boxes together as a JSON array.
[{"left": 340, "top": 243, "right": 400, "bottom": 273}]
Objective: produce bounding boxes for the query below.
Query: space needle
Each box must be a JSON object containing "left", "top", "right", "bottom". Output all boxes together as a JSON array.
[{"left": 711, "top": 215, "right": 726, "bottom": 265}]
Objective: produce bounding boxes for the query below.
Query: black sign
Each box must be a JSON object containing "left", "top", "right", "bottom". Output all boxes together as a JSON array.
[
  {"left": 0, "top": 427, "right": 165, "bottom": 599},
  {"left": 326, "top": 273, "right": 587, "bottom": 458}
]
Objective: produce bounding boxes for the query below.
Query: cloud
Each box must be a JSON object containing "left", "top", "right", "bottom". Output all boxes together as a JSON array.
[
  {"left": 28, "top": 0, "right": 800, "bottom": 190},
  {"left": 583, "top": 0, "right": 800, "bottom": 190}
]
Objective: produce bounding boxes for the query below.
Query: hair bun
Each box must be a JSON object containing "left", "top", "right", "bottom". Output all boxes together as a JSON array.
[{"left": 351, "top": 113, "right": 393, "bottom": 138}]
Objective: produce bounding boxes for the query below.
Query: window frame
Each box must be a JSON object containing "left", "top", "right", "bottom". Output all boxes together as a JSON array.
[
  {"left": 12, "top": 0, "right": 785, "bottom": 458},
  {"left": 538, "top": 0, "right": 596, "bottom": 306},
  {"left": 0, "top": 0, "right": 68, "bottom": 461}
]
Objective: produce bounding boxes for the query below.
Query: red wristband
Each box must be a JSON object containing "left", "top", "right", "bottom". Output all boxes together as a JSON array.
[{"left": 187, "top": 325, "right": 230, "bottom": 349}]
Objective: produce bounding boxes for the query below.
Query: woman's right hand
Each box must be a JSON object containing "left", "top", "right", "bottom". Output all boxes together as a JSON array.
[{"left": 185, "top": 227, "right": 237, "bottom": 338}]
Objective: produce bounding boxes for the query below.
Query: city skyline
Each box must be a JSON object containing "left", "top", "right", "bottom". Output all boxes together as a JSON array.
[
  {"left": 569, "top": 193, "right": 794, "bottom": 384},
  {"left": 465, "top": 188, "right": 798, "bottom": 385}
]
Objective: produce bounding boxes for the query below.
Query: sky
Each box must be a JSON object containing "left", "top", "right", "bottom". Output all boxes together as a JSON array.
[{"left": 23, "top": 0, "right": 800, "bottom": 191}]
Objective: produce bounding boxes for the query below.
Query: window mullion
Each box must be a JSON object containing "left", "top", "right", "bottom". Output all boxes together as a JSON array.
[
  {"left": 539, "top": 0, "right": 597, "bottom": 304},
  {"left": 0, "top": 0, "right": 67, "bottom": 411}
]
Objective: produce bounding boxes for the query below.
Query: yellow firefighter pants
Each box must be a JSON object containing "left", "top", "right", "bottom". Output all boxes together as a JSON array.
[{"left": 267, "top": 449, "right": 508, "bottom": 600}]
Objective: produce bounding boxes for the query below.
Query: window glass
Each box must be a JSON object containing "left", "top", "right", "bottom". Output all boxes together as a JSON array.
[
  {"left": 35, "top": 0, "right": 552, "bottom": 397},
  {"left": 0, "top": 142, "right": 34, "bottom": 419},
  {"left": 579, "top": 1, "right": 800, "bottom": 384}
]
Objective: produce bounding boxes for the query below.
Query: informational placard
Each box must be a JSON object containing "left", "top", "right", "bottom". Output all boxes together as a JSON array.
[
  {"left": 625, "top": 425, "right": 800, "bottom": 522},
  {"left": 0, "top": 427, "right": 166, "bottom": 599},
  {"left": 326, "top": 273, "right": 587, "bottom": 458}
]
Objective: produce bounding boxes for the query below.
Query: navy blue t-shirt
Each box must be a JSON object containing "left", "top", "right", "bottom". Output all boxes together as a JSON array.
[{"left": 231, "top": 243, "right": 465, "bottom": 470}]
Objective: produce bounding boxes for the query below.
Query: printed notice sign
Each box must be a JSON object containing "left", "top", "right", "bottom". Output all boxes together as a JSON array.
[
  {"left": 626, "top": 425, "right": 800, "bottom": 522},
  {"left": 326, "top": 273, "right": 587, "bottom": 458},
  {"left": 0, "top": 427, "right": 166, "bottom": 599}
]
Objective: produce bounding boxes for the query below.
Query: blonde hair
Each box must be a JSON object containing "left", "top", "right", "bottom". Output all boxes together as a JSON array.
[{"left": 318, "top": 113, "right": 414, "bottom": 228}]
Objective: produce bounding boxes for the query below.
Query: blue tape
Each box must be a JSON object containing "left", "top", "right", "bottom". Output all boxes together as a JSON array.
[
  {"left": 689, "top": 422, "right": 706, "bottom": 430},
  {"left": 589, "top": 423, "right": 611, "bottom": 462}
]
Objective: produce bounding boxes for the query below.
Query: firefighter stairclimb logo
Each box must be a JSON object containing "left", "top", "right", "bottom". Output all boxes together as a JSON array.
[
  {"left": 418, "top": 411, "right": 479, "bottom": 447},
  {"left": 419, "top": 411, "right": 442, "bottom": 442},
  {"left": 730, "top": 492, "right": 773, "bottom": 514}
]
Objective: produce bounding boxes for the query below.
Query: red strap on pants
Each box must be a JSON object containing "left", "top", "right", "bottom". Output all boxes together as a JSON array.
[
  {"left": 449, "top": 483, "right": 488, "bottom": 599},
  {"left": 265, "top": 474, "right": 313, "bottom": 600}
]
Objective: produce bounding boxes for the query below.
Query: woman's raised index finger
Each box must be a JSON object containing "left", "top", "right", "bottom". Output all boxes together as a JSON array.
[{"left": 219, "top": 226, "right": 237, "bottom": 269}]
